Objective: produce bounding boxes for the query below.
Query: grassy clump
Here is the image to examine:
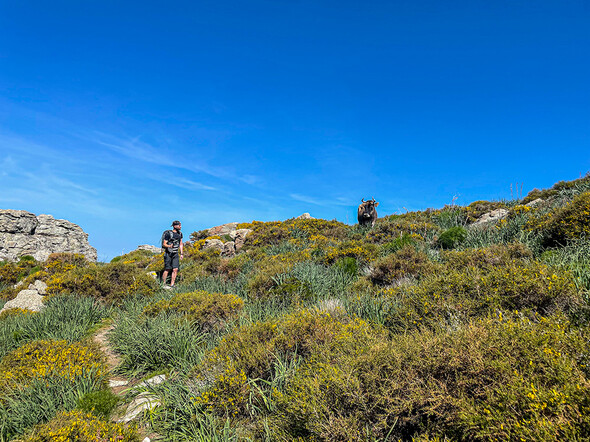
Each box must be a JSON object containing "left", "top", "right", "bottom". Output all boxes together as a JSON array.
[
  {"left": 143, "top": 290, "right": 245, "bottom": 331},
  {"left": 76, "top": 390, "right": 120, "bottom": 419},
  {"left": 0, "top": 294, "right": 108, "bottom": 359},
  {"left": 21, "top": 410, "right": 139, "bottom": 442}
]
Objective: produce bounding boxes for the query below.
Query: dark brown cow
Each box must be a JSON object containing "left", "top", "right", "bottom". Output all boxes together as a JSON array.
[{"left": 358, "top": 198, "right": 379, "bottom": 226}]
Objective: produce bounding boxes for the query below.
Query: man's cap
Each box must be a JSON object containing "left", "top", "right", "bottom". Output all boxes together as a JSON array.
[{"left": 172, "top": 220, "right": 181, "bottom": 226}]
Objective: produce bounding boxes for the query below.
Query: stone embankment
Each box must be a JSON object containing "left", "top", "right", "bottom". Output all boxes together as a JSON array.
[{"left": 0, "top": 209, "right": 97, "bottom": 262}]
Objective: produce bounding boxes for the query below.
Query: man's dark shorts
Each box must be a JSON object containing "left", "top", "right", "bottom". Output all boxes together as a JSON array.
[{"left": 164, "top": 252, "right": 179, "bottom": 270}]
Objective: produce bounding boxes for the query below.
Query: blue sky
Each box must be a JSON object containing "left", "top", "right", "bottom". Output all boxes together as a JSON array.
[{"left": 1, "top": 1, "right": 589, "bottom": 261}]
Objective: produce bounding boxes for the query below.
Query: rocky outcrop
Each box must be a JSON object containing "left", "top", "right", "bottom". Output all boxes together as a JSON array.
[
  {"left": 0, "top": 210, "right": 97, "bottom": 262},
  {"left": 202, "top": 224, "right": 252, "bottom": 258},
  {"left": 295, "top": 213, "right": 314, "bottom": 220}
]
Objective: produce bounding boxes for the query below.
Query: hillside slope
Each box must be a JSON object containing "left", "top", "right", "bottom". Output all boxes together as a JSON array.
[{"left": 1, "top": 175, "right": 589, "bottom": 441}]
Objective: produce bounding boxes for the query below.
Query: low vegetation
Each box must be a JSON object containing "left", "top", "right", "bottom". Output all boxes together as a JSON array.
[{"left": 1, "top": 174, "right": 589, "bottom": 441}]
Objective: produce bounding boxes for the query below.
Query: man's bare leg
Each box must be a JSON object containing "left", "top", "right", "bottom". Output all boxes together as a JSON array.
[
  {"left": 162, "top": 270, "right": 170, "bottom": 285},
  {"left": 170, "top": 268, "right": 178, "bottom": 287}
]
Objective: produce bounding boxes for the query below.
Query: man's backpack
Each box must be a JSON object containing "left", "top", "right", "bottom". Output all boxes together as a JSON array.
[{"left": 161, "top": 230, "right": 173, "bottom": 253}]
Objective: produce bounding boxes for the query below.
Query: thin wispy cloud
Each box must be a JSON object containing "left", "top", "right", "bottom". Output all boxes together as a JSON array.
[
  {"left": 91, "top": 132, "right": 243, "bottom": 182},
  {"left": 290, "top": 193, "right": 351, "bottom": 207}
]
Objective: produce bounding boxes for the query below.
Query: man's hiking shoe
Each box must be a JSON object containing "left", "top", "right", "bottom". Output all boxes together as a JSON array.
[{"left": 163, "top": 285, "right": 172, "bottom": 290}]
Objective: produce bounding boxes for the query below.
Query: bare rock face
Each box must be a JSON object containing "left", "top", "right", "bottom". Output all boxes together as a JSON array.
[
  {"left": 295, "top": 213, "right": 314, "bottom": 220},
  {"left": 0, "top": 210, "right": 97, "bottom": 262}
]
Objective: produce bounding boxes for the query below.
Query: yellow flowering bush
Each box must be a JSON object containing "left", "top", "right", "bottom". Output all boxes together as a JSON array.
[
  {"left": 384, "top": 260, "right": 580, "bottom": 331},
  {"left": 22, "top": 410, "right": 139, "bottom": 442},
  {"left": 192, "top": 309, "right": 384, "bottom": 417},
  {"left": 367, "top": 214, "right": 441, "bottom": 244},
  {"left": 238, "top": 218, "right": 349, "bottom": 249},
  {"left": 0, "top": 340, "right": 107, "bottom": 392},
  {"left": 0, "top": 307, "right": 37, "bottom": 321},
  {"left": 143, "top": 290, "right": 244, "bottom": 331},
  {"left": 322, "top": 240, "right": 378, "bottom": 264},
  {"left": 46, "top": 261, "right": 158, "bottom": 304},
  {"left": 270, "top": 315, "right": 590, "bottom": 441}
]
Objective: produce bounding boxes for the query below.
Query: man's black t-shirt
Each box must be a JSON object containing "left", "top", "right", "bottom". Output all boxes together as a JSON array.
[{"left": 163, "top": 230, "right": 183, "bottom": 254}]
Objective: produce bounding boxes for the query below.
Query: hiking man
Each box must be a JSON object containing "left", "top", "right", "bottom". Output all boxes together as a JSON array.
[{"left": 161, "top": 220, "right": 184, "bottom": 288}]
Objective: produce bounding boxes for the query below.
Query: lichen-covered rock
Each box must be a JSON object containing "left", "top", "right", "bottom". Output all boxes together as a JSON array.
[
  {"left": 203, "top": 238, "right": 224, "bottom": 252},
  {"left": 0, "top": 210, "right": 97, "bottom": 262}
]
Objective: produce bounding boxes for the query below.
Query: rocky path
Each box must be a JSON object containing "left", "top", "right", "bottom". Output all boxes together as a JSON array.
[{"left": 92, "top": 324, "right": 159, "bottom": 441}]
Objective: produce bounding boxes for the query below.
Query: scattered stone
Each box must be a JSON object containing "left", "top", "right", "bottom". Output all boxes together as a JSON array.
[
  {"left": 143, "top": 438, "right": 151, "bottom": 442},
  {"left": 473, "top": 208, "right": 509, "bottom": 226},
  {"left": 118, "top": 392, "right": 161, "bottom": 423},
  {"left": 295, "top": 213, "right": 314, "bottom": 220},
  {"left": 0, "top": 209, "right": 97, "bottom": 262},
  {"left": 0, "top": 289, "right": 45, "bottom": 314},
  {"left": 525, "top": 198, "right": 544, "bottom": 207},
  {"left": 109, "top": 379, "right": 129, "bottom": 388},
  {"left": 147, "top": 271, "right": 158, "bottom": 279},
  {"left": 28, "top": 280, "right": 47, "bottom": 295},
  {"left": 138, "top": 374, "right": 167, "bottom": 388}
]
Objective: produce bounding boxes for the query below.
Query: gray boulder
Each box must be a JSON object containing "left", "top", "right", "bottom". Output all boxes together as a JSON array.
[
  {"left": 0, "top": 289, "right": 45, "bottom": 314},
  {"left": 473, "top": 208, "right": 509, "bottom": 226}
]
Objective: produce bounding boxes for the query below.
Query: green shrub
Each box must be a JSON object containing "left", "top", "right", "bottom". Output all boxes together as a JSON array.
[
  {"left": 143, "top": 290, "right": 245, "bottom": 331},
  {"left": 532, "top": 191, "right": 590, "bottom": 247},
  {"left": 192, "top": 309, "right": 385, "bottom": 418},
  {"left": 270, "top": 315, "right": 590, "bottom": 441},
  {"left": 46, "top": 261, "right": 158, "bottom": 304},
  {"left": 437, "top": 226, "right": 467, "bottom": 249},
  {"left": 109, "top": 313, "right": 205, "bottom": 375},
  {"left": 370, "top": 245, "right": 436, "bottom": 286},
  {"left": 76, "top": 389, "right": 119, "bottom": 419}
]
